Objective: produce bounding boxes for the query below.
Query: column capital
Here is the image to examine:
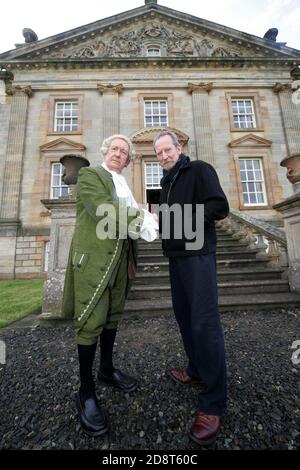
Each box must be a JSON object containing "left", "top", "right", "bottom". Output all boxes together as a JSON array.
[
  {"left": 187, "top": 82, "right": 213, "bottom": 94},
  {"left": 133, "top": 153, "right": 143, "bottom": 162},
  {"left": 97, "top": 83, "right": 124, "bottom": 95},
  {"left": 273, "top": 82, "right": 292, "bottom": 94},
  {"left": 6, "top": 84, "right": 33, "bottom": 97}
]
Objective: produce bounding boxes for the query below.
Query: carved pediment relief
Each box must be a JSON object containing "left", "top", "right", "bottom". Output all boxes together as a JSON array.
[
  {"left": 228, "top": 134, "right": 272, "bottom": 148},
  {"left": 2, "top": 6, "right": 298, "bottom": 64},
  {"left": 40, "top": 137, "right": 86, "bottom": 153},
  {"left": 36, "top": 22, "right": 247, "bottom": 59}
]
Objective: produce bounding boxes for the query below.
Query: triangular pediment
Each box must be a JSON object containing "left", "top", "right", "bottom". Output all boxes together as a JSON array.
[
  {"left": 131, "top": 127, "right": 189, "bottom": 145},
  {"left": 228, "top": 134, "right": 272, "bottom": 148},
  {"left": 1, "top": 4, "right": 299, "bottom": 64},
  {"left": 40, "top": 138, "right": 86, "bottom": 152}
]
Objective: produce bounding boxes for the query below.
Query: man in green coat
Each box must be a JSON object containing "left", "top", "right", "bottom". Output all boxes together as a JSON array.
[{"left": 62, "top": 134, "right": 158, "bottom": 437}]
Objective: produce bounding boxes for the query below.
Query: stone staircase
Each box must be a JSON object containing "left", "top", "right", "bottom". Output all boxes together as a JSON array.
[{"left": 125, "top": 223, "right": 300, "bottom": 315}]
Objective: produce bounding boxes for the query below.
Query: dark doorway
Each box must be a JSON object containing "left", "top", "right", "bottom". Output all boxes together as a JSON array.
[{"left": 147, "top": 189, "right": 161, "bottom": 213}]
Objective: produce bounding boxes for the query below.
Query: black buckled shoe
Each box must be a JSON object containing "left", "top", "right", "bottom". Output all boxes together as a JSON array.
[
  {"left": 98, "top": 369, "right": 138, "bottom": 392},
  {"left": 75, "top": 392, "right": 108, "bottom": 437}
]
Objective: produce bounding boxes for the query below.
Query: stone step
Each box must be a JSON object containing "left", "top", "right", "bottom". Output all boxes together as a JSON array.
[
  {"left": 134, "top": 268, "right": 285, "bottom": 284},
  {"left": 138, "top": 242, "right": 251, "bottom": 254},
  {"left": 137, "top": 258, "right": 271, "bottom": 273},
  {"left": 127, "top": 279, "right": 290, "bottom": 300},
  {"left": 124, "top": 292, "right": 300, "bottom": 315},
  {"left": 138, "top": 250, "right": 259, "bottom": 263},
  {"left": 137, "top": 234, "right": 237, "bottom": 247}
]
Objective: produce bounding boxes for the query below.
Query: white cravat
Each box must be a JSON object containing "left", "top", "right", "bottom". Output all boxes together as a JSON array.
[{"left": 101, "top": 163, "right": 158, "bottom": 241}]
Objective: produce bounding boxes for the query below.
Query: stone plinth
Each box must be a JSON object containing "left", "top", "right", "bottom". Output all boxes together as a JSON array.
[
  {"left": 274, "top": 194, "right": 300, "bottom": 293},
  {"left": 40, "top": 197, "right": 76, "bottom": 317}
]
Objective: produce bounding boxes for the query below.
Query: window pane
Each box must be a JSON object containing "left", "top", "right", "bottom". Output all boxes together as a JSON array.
[
  {"left": 61, "top": 187, "right": 69, "bottom": 196},
  {"left": 52, "top": 164, "right": 61, "bottom": 174},
  {"left": 254, "top": 170, "right": 262, "bottom": 181},
  {"left": 243, "top": 194, "right": 249, "bottom": 204},
  {"left": 240, "top": 171, "right": 247, "bottom": 181},
  {"left": 144, "top": 99, "right": 168, "bottom": 127},
  {"left": 257, "top": 193, "right": 265, "bottom": 204},
  {"left": 53, "top": 187, "right": 60, "bottom": 198},
  {"left": 53, "top": 175, "right": 60, "bottom": 186}
]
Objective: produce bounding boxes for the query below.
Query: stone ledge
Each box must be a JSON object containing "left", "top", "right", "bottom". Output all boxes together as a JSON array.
[{"left": 37, "top": 312, "right": 71, "bottom": 327}]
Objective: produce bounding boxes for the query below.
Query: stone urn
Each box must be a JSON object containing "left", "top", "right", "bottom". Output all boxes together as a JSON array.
[
  {"left": 280, "top": 153, "right": 300, "bottom": 193},
  {"left": 60, "top": 154, "right": 90, "bottom": 196}
]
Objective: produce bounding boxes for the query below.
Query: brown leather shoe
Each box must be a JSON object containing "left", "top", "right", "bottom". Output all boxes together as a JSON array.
[
  {"left": 169, "top": 368, "right": 201, "bottom": 385},
  {"left": 189, "top": 411, "right": 221, "bottom": 446}
]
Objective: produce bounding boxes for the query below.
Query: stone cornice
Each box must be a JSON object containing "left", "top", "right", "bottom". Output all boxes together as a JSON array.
[
  {"left": 187, "top": 82, "right": 213, "bottom": 94},
  {"left": 6, "top": 84, "right": 33, "bottom": 97},
  {"left": 97, "top": 83, "right": 124, "bottom": 94},
  {"left": 2, "top": 57, "right": 299, "bottom": 72}
]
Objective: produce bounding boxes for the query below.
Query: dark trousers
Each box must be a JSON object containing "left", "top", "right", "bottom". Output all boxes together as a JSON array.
[{"left": 169, "top": 254, "right": 227, "bottom": 416}]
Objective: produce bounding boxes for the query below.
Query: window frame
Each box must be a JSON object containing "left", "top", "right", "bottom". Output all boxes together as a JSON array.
[
  {"left": 226, "top": 92, "right": 264, "bottom": 132},
  {"left": 231, "top": 149, "right": 275, "bottom": 210},
  {"left": 54, "top": 101, "right": 79, "bottom": 133},
  {"left": 138, "top": 93, "right": 174, "bottom": 129},
  {"left": 238, "top": 158, "right": 268, "bottom": 207},
  {"left": 50, "top": 162, "right": 70, "bottom": 199},
  {"left": 48, "top": 94, "right": 83, "bottom": 135},
  {"left": 144, "top": 99, "right": 169, "bottom": 128},
  {"left": 146, "top": 46, "right": 161, "bottom": 57},
  {"left": 144, "top": 162, "right": 164, "bottom": 189}
]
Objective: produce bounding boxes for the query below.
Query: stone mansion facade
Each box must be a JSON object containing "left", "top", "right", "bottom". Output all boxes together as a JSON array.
[{"left": 0, "top": 0, "right": 300, "bottom": 279}]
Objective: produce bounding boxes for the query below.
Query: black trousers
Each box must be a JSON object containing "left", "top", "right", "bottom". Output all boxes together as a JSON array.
[{"left": 169, "top": 253, "right": 227, "bottom": 416}]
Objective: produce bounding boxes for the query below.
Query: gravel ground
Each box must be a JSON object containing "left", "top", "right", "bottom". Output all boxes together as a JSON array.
[{"left": 0, "top": 308, "right": 299, "bottom": 450}]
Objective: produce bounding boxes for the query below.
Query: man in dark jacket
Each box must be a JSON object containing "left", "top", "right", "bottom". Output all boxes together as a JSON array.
[{"left": 154, "top": 130, "right": 229, "bottom": 446}]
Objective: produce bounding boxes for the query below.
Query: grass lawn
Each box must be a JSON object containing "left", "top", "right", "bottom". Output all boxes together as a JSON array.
[{"left": 0, "top": 279, "right": 44, "bottom": 329}]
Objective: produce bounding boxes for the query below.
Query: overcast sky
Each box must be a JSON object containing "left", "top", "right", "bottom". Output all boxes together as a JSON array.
[{"left": 0, "top": 0, "right": 299, "bottom": 54}]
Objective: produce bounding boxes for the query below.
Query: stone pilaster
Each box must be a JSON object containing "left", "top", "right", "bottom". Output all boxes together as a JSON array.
[
  {"left": 0, "top": 85, "right": 32, "bottom": 279},
  {"left": 0, "top": 85, "right": 33, "bottom": 220},
  {"left": 187, "top": 82, "right": 215, "bottom": 165},
  {"left": 273, "top": 82, "right": 300, "bottom": 156},
  {"left": 97, "top": 83, "right": 123, "bottom": 138}
]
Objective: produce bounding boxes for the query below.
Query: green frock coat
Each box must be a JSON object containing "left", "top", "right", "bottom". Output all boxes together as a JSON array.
[{"left": 61, "top": 166, "right": 143, "bottom": 330}]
